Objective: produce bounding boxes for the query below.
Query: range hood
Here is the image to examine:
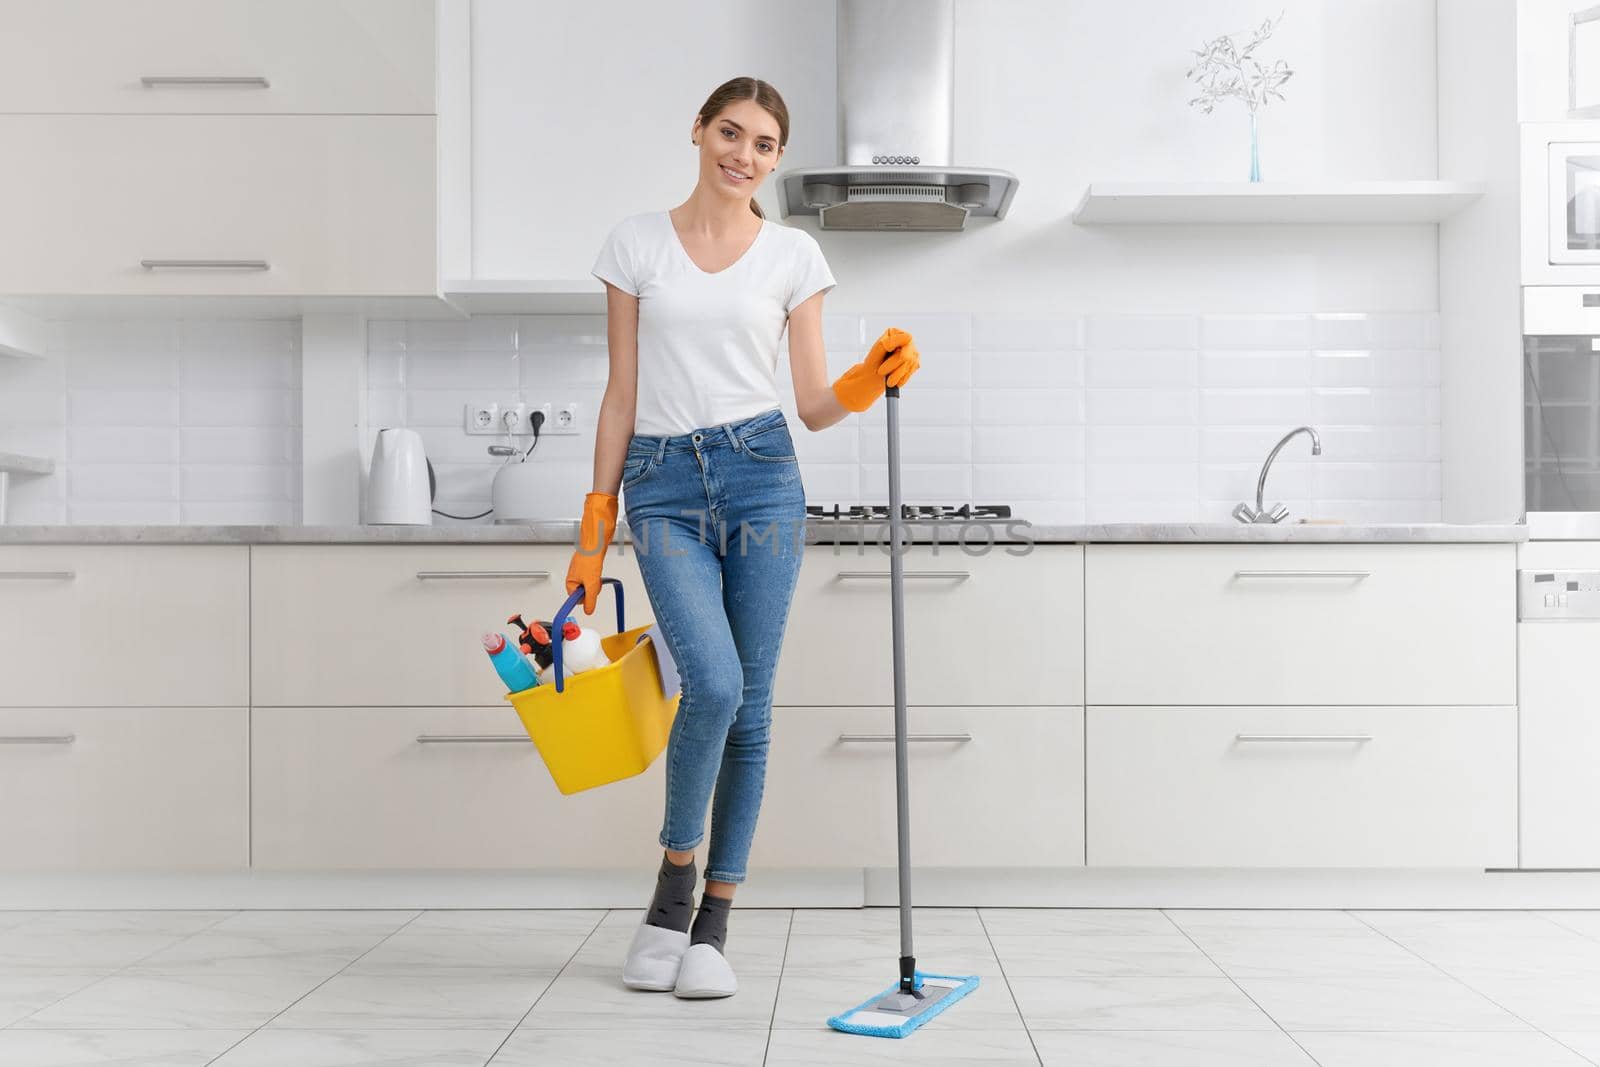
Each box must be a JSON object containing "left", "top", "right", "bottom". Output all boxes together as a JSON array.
[{"left": 777, "top": 0, "right": 1017, "bottom": 231}]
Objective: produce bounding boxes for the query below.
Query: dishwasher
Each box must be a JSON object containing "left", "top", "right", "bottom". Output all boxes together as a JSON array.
[{"left": 1518, "top": 538, "right": 1600, "bottom": 869}]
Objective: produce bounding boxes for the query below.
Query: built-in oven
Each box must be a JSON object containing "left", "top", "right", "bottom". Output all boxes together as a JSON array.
[
  {"left": 1524, "top": 285, "right": 1600, "bottom": 535},
  {"left": 1524, "top": 124, "right": 1600, "bottom": 283}
]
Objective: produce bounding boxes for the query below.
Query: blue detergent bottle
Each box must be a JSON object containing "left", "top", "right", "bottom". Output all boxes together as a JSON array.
[{"left": 482, "top": 632, "right": 540, "bottom": 692}]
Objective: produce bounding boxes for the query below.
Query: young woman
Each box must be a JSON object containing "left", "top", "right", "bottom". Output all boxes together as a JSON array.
[{"left": 569, "top": 77, "right": 919, "bottom": 1000}]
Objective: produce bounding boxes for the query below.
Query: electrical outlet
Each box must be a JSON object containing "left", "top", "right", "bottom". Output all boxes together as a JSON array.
[
  {"left": 548, "top": 401, "right": 581, "bottom": 435},
  {"left": 503, "top": 403, "right": 527, "bottom": 435},
  {"left": 521, "top": 400, "right": 578, "bottom": 435},
  {"left": 464, "top": 402, "right": 500, "bottom": 434},
  {"left": 525, "top": 402, "right": 553, "bottom": 436}
]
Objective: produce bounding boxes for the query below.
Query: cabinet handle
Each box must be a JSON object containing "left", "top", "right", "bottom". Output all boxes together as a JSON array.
[
  {"left": 837, "top": 733, "right": 974, "bottom": 744},
  {"left": 0, "top": 571, "right": 74, "bottom": 581},
  {"left": 1234, "top": 734, "right": 1373, "bottom": 743},
  {"left": 140, "top": 76, "right": 271, "bottom": 89},
  {"left": 0, "top": 735, "right": 75, "bottom": 745},
  {"left": 415, "top": 735, "right": 531, "bottom": 744},
  {"left": 140, "top": 260, "right": 270, "bottom": 271},
  {"left": 1232, "top": 570, "right": 1371, "bottom": 581},
  {"left": 414, "top": 571, "right": 551, "bottom": 581},
  {"left": 835, "top": 571, "right": 972, "bottom": 581}
]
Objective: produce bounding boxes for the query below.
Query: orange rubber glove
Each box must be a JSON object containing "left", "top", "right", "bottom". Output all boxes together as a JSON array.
[
  {"left": 565, "top": 491, "right": 618, "bottom": 615},
  {"left": 831, "top": 327, "right": 921, "bottom": 413}
]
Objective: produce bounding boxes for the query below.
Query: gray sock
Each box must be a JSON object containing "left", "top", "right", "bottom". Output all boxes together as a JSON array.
[
  {"left": 690, "top": 892, "right": 732, "bottom": 954},
  {"left": 646, "top": 854, "right": 696, "bottom": 933}
]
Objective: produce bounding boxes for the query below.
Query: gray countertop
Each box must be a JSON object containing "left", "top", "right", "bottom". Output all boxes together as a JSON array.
[{"left": 0, "top": 521, "right": 1528, "bottom": 545}]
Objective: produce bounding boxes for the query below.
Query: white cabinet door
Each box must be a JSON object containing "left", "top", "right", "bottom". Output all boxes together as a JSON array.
[
  {"left": 0, "top": 0, "right": 434, "bottom": 114},
  {"left": 752, "top": 706, "right": 1085, "bottom": 869},
  {"left": 0, "top": 707, "right": 247, "bottom": 870},
  {"left": 0, "top": 546, "right": 248, "bottom": 707},
  {"left": 0, "top": 115, "right": 436, "bottom": 297},
  {"left": 252, "top": 545, "right": 641, "bottom": 707},
  {"left": 774, "top": 544, "right": 1084, "bottom": 707},
  {"left": 465, "top": 0, "right": 832, "bottom": 279},
  {"left": 1086, "top": 544, "right": 1515, "bottom": 706},
  {"left": 1086, "top": 705, "right": 1517, "bottom": 867},
  {"left": 250, "top": 706, "right": 665, "bottom": 869},
  {"left": 252, "top": 704, "right": 1084, "bottom": 871},
  {"left": 1519, "top": 620, "right": 1600, "bottom": 868}
]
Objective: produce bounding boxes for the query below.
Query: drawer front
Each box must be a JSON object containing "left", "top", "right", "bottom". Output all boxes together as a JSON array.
[
  {"left": 251, "top": 706, "right": 664, "bottom": 869},
  {"left": 774, "top": 544, "right": 1084, "bottom": 706},
  {"left": 0, "top": 707, "right": 247, "bottom": 870},
  {"left": 0, "top": 115, "right": 436, "bottom": 297},
  {"left": 0, "top": 546, "right": 247, "bottom": 707},
  {"left": 1085, "top": 544, "right": 1515, "bottom": 706},
  {"left": 251, "top": 545, "right": 643, "bottom": 706},
  {"left": 0, "top": 0, "right": 434, "bottom": 114},
  {"left": 1086, "top": 706, "right": 1516, "bottom": 867},
  {"left": 752, "top": 706, "right": 1085, "bottom": 869}
]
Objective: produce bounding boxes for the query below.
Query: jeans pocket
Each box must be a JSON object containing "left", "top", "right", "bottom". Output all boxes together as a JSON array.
[
  {"left": 621, "top": 451, "right": 656, "bottom": 489},
  {"left": 741, "top": 426, "right": 797, "bottom": 463}
]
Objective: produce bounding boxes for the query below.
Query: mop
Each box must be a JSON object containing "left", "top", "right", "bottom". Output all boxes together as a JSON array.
[{"left": 826, "top": 384, "right": 980, "bottom": 1038}]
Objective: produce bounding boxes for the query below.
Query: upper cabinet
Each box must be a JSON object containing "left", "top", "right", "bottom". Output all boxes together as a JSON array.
[
  {"left": 0, "top": 0, "right": 435, "bottom": 115},
  {"left": 454, "top": 0, "right": 832, "bottom": 286},
  {"left": 0, "top": 0, "right": 440, "bottom": 318},
  {"left": 0, "top": 115, "right": 436, "bottom": 298}
]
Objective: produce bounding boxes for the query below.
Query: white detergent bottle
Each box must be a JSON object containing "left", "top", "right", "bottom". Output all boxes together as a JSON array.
[{"left": 559, "top": 619, "right": 610, "bottom": 676}]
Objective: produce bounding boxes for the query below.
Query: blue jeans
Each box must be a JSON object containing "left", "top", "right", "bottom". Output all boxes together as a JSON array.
[{"left": 620, "top": 406, "right": 807, "bottom": 884}]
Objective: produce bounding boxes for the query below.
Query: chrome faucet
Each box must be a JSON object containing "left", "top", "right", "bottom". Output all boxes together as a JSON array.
[{"left": 1233, "top": 426, "right": 1322, "bottom": 524}]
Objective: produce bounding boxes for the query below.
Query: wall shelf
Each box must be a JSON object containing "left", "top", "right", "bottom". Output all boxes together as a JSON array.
[
  {"left": 0, "top": 453, "right": 53, "bottom": 476},
  {"left": 439, "top": 279, "right": 606, "bottom": 315},
  {"left": 1071, "top": 181, "right": 1488, "bottom": 225},
  {"left": 0, "top": 283, "right": 608, "bottom": 327},
  {"left": 0, "top": 303, "right": 48, "bottom": 358},
  {"left": 0, "top": 452, "right": 54, "bottom": 524}
]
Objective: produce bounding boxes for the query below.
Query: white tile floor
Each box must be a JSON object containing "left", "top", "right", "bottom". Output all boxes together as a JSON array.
[{"left": 0, "top": 907, "right": 1598, "bottom": 1065}]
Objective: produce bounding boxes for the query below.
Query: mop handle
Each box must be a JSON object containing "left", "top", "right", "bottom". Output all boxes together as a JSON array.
[{"left": 884, "top": 384, "right": 917, "bottom": 991}]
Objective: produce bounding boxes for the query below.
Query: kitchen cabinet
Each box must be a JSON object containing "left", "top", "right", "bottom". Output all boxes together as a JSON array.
[
  {"left": 0, "top": 545, "right": 248, "bottom": 707},
  {"left": 251, "top": 703, "right": 1085, "bottom": 872},
  {"left": 1086, "top": 705, "right": 1517, "bottom": 868},
  {"left": 0, "top": 0, "right": 434, "bottom": 115},
  {"left": 752, "top": 705, "right": 1084, "bottom": 869},
  {"left": 251, "top": 544, "right": 637, "bottom": 707},
  {"left": 0, "top": 535, "right": 1532, "bottom": 883},
  {"left": 0, "top": 706, "right": 247, "bottom": 870},
  {"left": 250, "top": 705, "right": 664, "bottom": 869},
  {"left": 456, "top": 0, "right": 831, "bottom": 283},
  {"left": 0, "top": 115, "right": 436, "bottom": 298},
  {"left": 1085, "top": 543, "right": 1515, "bottom": 706},
  {"left": 774, "top": 544, "right": 1084, "bottom": 707}
]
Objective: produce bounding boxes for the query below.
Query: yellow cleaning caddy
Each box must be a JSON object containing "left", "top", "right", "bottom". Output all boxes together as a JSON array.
[{"left": 506, "top": 577, "right": 680, "bottom": 795}]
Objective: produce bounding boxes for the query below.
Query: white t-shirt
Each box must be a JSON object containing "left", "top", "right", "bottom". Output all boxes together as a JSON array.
[{"left": 590, "top": 210, "right": 837, "bottom": 436}]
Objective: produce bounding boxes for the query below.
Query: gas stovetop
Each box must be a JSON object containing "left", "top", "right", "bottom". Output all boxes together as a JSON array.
[{"left": 805, "top": 503, "right": 1015, "bottom": 523}]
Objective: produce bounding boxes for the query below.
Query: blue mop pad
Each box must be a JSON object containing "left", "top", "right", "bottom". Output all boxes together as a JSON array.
[{"left": 827, "top": 971, "right": 980, "bottom": 1038}]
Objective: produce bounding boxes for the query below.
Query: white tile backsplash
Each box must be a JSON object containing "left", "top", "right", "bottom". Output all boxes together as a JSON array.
[
  {"left": 0, "top": 309, "right": 1445, "bottom": 527},
  {"left": 0, "top": 318, "right": 301, "bottom": 525},
  {"left": 362, "top": 311, "right": 1444, "bottom": 526},
  {"left": 1086, "top": 350, "right": 1199, "bottom": 388}
]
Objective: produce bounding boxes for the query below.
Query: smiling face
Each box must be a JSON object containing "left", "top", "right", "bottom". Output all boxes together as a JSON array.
[{"left": 692, "top": 98, "right": 784, "bottom": 204}]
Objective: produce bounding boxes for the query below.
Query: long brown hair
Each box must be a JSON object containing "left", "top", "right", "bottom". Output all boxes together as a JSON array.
[{"left": 694, "top": 77, "right": 790, "bottom": 219}]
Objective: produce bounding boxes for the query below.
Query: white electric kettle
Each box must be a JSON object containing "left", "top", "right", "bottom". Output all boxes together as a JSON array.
[{"left": 367, "top": 428, "right": 434, "bottom": 525}]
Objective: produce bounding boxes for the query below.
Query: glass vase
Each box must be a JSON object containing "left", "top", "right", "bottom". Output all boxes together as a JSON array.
[{"left": 1249, "top": 112, "right": 1261, "bottom": 182}]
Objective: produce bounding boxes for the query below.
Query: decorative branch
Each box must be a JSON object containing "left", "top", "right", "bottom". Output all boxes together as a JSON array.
[{"left": 1186, "top": 11, "right": 1294, "bottom": 117}]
